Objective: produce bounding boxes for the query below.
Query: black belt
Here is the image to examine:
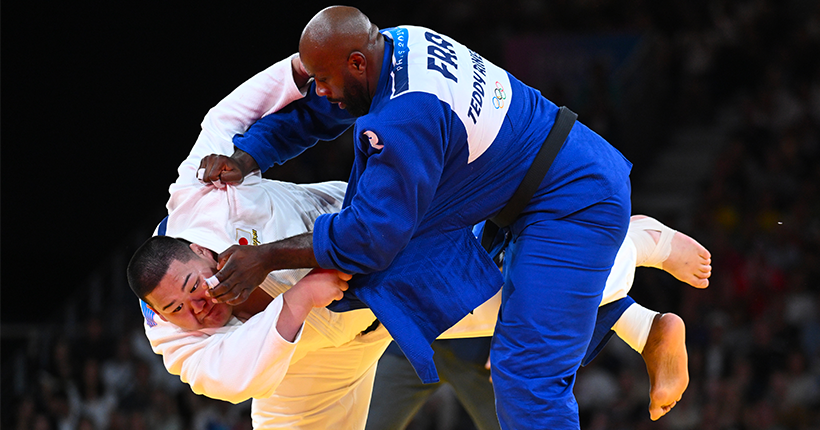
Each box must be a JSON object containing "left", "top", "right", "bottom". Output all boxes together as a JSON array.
[
  {"left": 481, "top": 106, "right": 577, "bottom": 252},
  {"left": 361, "top": 319, "right": 381, "bottom": 335}
]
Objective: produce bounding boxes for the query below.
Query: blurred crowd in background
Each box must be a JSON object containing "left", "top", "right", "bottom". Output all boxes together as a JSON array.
[{"left": 4, "top": 0, "right": 820, "bottom": 429}]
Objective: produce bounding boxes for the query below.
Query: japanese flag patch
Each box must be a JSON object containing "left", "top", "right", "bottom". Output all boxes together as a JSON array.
[{"left": 236, "top": 228, "right": 260, "bottom": 246}]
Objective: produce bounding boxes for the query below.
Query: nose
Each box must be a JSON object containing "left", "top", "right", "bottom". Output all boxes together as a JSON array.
[
  {"left": 315, "top": 83, "right": 330, "bottom": 98},
  {"left": 189, "top": 296, "right": 207, "bottom": 314}
]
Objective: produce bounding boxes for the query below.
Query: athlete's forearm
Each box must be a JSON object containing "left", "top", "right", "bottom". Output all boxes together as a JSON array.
[
  {"left": 259, "top": 232, "right": 319, "bottom": 271},
  {"left": 275, "top": 268, "right": 350, "bottom": 341},
  {"left": 277, "top": 287, "right": 313, "bottom": 342}
]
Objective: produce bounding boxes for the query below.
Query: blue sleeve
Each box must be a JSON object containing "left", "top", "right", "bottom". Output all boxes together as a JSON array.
[
  {"left": 313, "top": 93, "right": 449, "bottom": 274},
  {"left": 232, "top": 82, "right": 357, "bottom": 171}
]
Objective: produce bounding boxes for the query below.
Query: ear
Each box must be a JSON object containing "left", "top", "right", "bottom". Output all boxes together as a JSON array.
[
  {"left": 348, "top": 51, "right": 366, "bottom": 73},
  {"left": 189, "top": 243, "right": 214, "bottom": 260}
]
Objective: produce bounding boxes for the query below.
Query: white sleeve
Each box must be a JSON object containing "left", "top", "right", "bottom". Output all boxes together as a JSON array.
[
  {"left": 143, "top": 295, "right": 303, "bottom": 403},
  {"left": 171, "top": 54, "right": 305, "bottom": 191},
  {"left": 164, "top": 54, "right": 306, "bottom": 246}
]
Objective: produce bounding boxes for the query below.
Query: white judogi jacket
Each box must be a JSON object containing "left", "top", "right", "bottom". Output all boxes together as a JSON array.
[{"left": 141, "top": 55, "right": 500, "bottom": 429}]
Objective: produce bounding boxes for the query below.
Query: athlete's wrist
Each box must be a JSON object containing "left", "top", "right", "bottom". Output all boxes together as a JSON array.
[
  {"left": 230, "top": 148, "right": 260, "bottom": 176},
  {"left": 278, "top": 290, "right": 310, "bottom": 342}
]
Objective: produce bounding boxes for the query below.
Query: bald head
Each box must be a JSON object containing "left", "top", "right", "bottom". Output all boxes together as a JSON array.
[
  {"left": 298, "top": 6, "right": 384, "bottom": 117},
  {"left": 301, "top": 6, "right": 374, "bottom": 52}
]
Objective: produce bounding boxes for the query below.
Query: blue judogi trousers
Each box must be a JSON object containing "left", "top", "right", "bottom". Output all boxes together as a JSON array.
[{"left": 492, "top": 182, "right": 631, "bottom": 429}]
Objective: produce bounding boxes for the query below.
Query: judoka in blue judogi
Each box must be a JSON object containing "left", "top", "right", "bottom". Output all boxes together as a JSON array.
[{"left": 202, "top": 7, "right": 633, "bottom": 429}]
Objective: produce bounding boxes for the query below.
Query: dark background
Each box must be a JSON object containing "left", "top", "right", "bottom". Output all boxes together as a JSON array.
[
  {"left": 2, "top": 1, "right": 655, "bottom": 324},
  {"left": 3, "top": 2, "right": 530, "bottom": 324},
  {"left": 2, "top": 4, "right": 330, "bottom": 323}
]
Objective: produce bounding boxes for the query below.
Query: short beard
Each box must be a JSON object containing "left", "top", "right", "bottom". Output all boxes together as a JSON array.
[{"left": 341, "top": 75, "right": 372, "bottom": 117}]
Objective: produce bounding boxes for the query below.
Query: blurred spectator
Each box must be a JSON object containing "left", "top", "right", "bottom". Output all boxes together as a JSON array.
[
  {"left": 77, "top": 358, "right": 117, "bottom": 430},
  {"left": 101, "top": 338, "right": 136, "bottom": 399}
]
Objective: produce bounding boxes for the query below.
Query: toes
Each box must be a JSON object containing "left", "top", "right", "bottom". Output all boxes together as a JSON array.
[
  {"left": 649, "top": 401, "right": 678, "bottom": 421},
  {"left": 691, "top": 278, "right": 709, "bottom": 288},
  {"left": 683, "top": 273, "right": 709, "bottom": 288}
]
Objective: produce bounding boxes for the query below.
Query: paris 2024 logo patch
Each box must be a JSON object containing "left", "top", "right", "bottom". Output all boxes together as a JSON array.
[{"left": 363, "top": 130, "right": 383, "bottom": 150}]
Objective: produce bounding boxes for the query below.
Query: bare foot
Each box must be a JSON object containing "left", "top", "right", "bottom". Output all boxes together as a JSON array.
[
  {"left": 630, "top": 215, "right": 712, "bottom": 288},
  {"left": 662, "top": 230, "right": 711, "bottom": 288},
  {"left": 642, "top": 313, "right": 688, "bottom": 421}
]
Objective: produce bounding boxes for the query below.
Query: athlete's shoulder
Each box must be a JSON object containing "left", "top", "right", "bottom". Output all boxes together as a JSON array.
[
  {"left": 379, "top": 25, "right": 513, "bottom": 163},
  {"left": 363, "top": 92, "right": 447, "bottom": 132}
]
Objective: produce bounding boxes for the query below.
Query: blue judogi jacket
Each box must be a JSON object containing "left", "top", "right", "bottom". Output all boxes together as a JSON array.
[{"left": 234, "top": 26, "right": 632, "bottom": 383}]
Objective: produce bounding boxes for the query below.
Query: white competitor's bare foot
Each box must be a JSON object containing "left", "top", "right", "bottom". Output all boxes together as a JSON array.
[
  {"left": 642, "top": 313, "right": 688, "bottom": 421},
  {"left": 662, "top": 229, "right": 711, "bottom": 288},
  {"left": 629, "top": 215, "right": 712, "bottom": 288}
]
